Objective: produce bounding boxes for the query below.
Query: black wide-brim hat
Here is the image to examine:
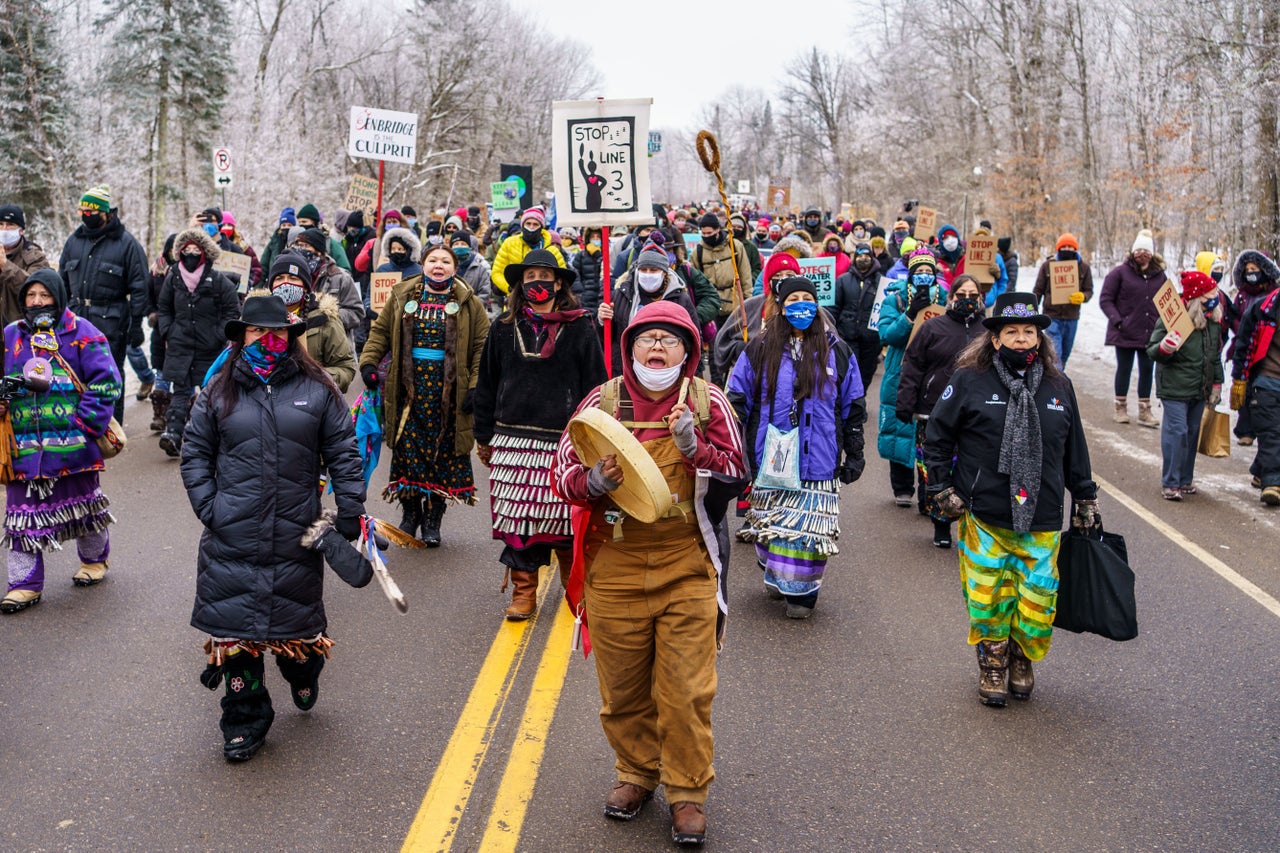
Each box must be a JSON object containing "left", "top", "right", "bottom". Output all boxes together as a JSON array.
[
  {"left": 503, "top": 248, "right": 576, "bottom": 291},
  {"left": 983, "top": 292, "right": 1051, "bottom": 330},
  {"left": 225, "top": 294, "right": 307, "bottom": 341}
]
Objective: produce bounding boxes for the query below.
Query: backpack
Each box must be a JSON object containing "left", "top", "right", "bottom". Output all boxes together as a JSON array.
[{"left": 598, "top": 375, "right": 712, "bottom": 432}]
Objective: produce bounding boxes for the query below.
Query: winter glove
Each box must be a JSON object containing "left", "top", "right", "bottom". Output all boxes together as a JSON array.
[
  {"left": 586, "top": 460, "right": 621, "bottom": 497},
  {"left": 334, "top": 515, "right": 362, "bottom": 541},
  {"left": 1071, "top": 499, "right": 1101, "bottom": 533},
  {"left": 895, "top": 407, "right": 913, "bottom": 426},
  {"left": 670, "top": 407, "right": 698, "bottom": 458},
  {"left": 361, "top": 364, "right": 379, "bottom": 389},
  {"left": 148, "top": 311, "right": 159, "bottom": 329},
  {"left": 1069, "top": 291, "right": 1085, "bottom": 305},
  {"left": 906, "top": 288, "right": 932, "bottom": 320},
  {"left": 933, "top": 487, "right": 967, "bottom": 521},
  {"left": 129, "top": 323, "right": 145, "bottom": 348},
  {"left": 1157, "top": 330, "right": 1182, "bottom": 355},
  {"left": 476, "top": 444, "right": 493, "bottom": 467},
  {"left": 839, "top": 459, "right": 864, "bottom": 485},
  {"left": 989, "top": 263, "right": 1002, "bottom": 279},
  {"left": 1231, "top": 379, "right": 1247, "bottom": 411},
  {"left": 1208, "top": 384, "right": 1222, "bottom": 407}
]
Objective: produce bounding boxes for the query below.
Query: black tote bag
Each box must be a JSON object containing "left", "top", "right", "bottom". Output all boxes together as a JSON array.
[{"left": 1054, "top": 526, "right": 1138, "bottom": 641}]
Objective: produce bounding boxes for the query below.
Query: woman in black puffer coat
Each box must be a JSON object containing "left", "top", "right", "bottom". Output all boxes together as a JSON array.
[
  {"left": 571, "top": 225, "right": 604, "bottom": 317},
  {"left": 180, "top": 294, "right": 366, "bottom": 762}
]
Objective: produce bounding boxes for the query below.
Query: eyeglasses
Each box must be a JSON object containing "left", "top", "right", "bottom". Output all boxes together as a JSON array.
[{"left": 634, "top": 335, "right": 683, "bottom": 349}]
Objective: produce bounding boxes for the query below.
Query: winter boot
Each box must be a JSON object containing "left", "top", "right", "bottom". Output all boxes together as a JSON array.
[
  {"left": 1008, "top": 640, "right": 1034, "bottom": 700},
  {"left": 932, "top": 519, "right": 953, "bottom": 548},
  {"left": 220, "top": 652, "right": 274, "bottom": 761},
  {"left": 976, "top": 639, "right": 1010, "bottom": 707},
  {"left": 420, "top": 496, "right": 445, "bottom": 548},
  {"left": 276, "top": 651, "right": 325, "bottom": 712},
  {"left": 504, "top": 569, "right": 538, "bottom": 621},
  {"left": 150, "top": 389, "right": 171, "bottom": 432},
  {"left": 398, "top": 496, "right": 423, "bottom": 539},
  {"left": 1113, "top": 396, "right": 1130, "bottom": 424},
  {"left": 1262, "top": 485, "right": 1280, "bottom": 507},
  {"left": 158, "top": 432, "right": 182, "bottom": 458},
  {"left": 72, "top": 561, "right": 108, "bottom": 587},
  {"left": 136, "top": 380, "right": 154, "bottom": 401},
  {"left": 1137, "top": 398, "right": 1160, "bottom": 428}
]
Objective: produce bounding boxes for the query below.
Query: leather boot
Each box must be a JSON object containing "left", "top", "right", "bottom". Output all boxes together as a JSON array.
[
  {"left": 1113, "top": 396, "right": 1130, "bottom": 424},
  {"left": 150, "top": 389, "right": 171, "bottom": 432},
  {"left": 420, "top": 496, "right": 444, "bottom": 548},
  {"left": 976, "top": 639, "right": 1009, "bottom": 707},
  {"left": 1009, "top": 640, "right": 1034, "bottom": 700},
  {"left": 1137, "top": 398, "right": 1160, "bottom": 428},
  {"left": 670, "top": 802, "right": 707, "bottom": 846},
  {"left": 398, "top": 496, "right": 423, "bottom": 539},
  {"left": 504, "top": 569, "right": 538, "bottom": 621}
]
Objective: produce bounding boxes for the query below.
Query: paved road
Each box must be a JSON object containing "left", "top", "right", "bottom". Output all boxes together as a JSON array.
[{"left": 2, "top": 343, "right": 1278, "bottom": 852}]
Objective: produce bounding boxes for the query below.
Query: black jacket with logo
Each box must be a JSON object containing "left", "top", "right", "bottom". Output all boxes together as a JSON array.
[{"left": 923, "top": 364, "right": 1097, "bottom": 531}]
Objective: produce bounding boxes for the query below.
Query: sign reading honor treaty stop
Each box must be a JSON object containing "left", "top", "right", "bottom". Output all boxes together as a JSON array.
[{"left": 348, "top": 106, "right": 419, "bottom": 165}]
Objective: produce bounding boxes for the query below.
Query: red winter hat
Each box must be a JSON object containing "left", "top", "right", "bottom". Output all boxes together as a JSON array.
[
  {"left": 762, "top": 252, "right": 802, "bottom": 295},
  {"left": 1180, "top": 270, "right": 1217, "bottom": 302},
  {"left": 1056, "top": 233, "right": 1078, "bottom": 252}
]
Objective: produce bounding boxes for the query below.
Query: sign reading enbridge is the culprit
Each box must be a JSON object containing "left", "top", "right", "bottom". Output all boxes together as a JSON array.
[{"left": 348, "top": 106, "right": 419, "bottom": 165}]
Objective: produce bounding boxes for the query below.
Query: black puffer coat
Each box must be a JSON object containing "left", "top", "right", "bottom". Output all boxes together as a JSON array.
[{"left": 181, "top": 356, "right": 366, "bottom": 641}]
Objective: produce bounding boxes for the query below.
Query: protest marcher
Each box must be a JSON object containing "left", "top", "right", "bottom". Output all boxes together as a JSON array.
[
  {"left": 552, "top": 301, "right": 746, "bottom": 846},
  {"left": 728, "top": 276, "right": 865, "bottom": 618},
  {"left": 801, "top": 207, "right": 834, "bottom": 239},
  {"left": 0, "top": 204, "right": 51, "bottom": 326},
  {"left": 1147, "top": 271, "right": 1223, "bottom": 500},
  {"left": 491, "top": 208, "right": 565, "bottom": 297},
  {"left": 290, "top": 228, "right": 364, "bottom": 335},
  {"left": 294, "top": 203, "right": 351, "bottom": 271},
  {"left": 924, "top": 292, "right": 1099, "bottom": 707},
  {"left": 146, "top": 234, "right": 176, "bottom": 431},
  {"left": 690, "top": 212, "right": 751, "bottom": 330},
  {"left": 180, "top": 294, "right": 366, "bottom": 761},
  {"left": 1031, "top": 233, "right": 1093, "bottom": 367},
  {"left": 597, "top": 243, "right": 699, "bottom": 371},
  {"left": 449, "top": 230, "right": 491, "bottom": 308},
  {"left": 997, "top": 236, "right": 1020, "bottom": 292},
  {"left": 817, "top": 232, "right": 850, "bottom": 279},
  {"left": 473, "top": 249, "right": 605, "bottom": 619},
  {"left": 1230, "top": 268, "right": 1280, "bottom": 505},
  {"left": 1224, "top": 250, "right": 1279, "bottom": 447},
  {"left": 1, "top": 269, "right": 122, "bottom": 614},
  {"left": 570, "top": 226, "right": 605, "bottom": 317},
  {"left": 832, "top": 242, "right": 884, "bottom": 391},
  {"left": 730, "top": 213, "right": 763, "bottom": 282},
  {"left": 897, "top": 274, "right": 987, "bottom": 547},
  {"left": 947, "top": 225, "right": 1008, "bottom": 307},
  {"left": 753, "top": 219, "right": 775, "bottom": 249},
  {"left": 156, "top": 228, "right": 241, "bottom": 457},
  {"left": 359, "top": 245, "right": 488, "bottom": 545},
  {"left": 218, "top": 212, "right": 264, "bottom": 289},
  {"left": 268, "top": 252, "right": 357, "bottom": 393},
  {"left": 376, "top": 227, "right": 423, "bottom": 278},
  {"left": 58, "top": 184, "right": 148, "bottom": 425},
  {"left": 258, "top": 207, "right": 297, "bottom": 274},
  {"left": 1100, "top": 228, "right": 1166, "bottom": 426}
]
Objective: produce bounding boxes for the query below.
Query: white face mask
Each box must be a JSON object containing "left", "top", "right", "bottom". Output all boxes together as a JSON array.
[
  {"left": 636, "top": 270, "right": 665, "bottom": 293},
  {"left": 0, "top": 229, "right": 20, "bottom": 248},
  {"left": 632, "top": 357, "right": 684, "bottom": 392},
  {"left": 942, "top": 236, "right": 959, "bottom": 252}
]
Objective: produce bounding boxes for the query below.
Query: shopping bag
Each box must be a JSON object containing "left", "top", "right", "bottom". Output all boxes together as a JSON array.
[
  {"left": 1197, "top": 407, "right": 1231, "bottom": 458},
  {"left": 754, "top": 423, "right": 801, "bottom": 491},
  {"left": 1054, "top": 525, "right": 1138, "bottom": 641}
]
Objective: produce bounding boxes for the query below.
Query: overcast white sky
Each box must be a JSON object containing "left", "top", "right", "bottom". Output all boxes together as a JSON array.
[{"left": 506, "top": 0, "right": 861, "bottom": 130}]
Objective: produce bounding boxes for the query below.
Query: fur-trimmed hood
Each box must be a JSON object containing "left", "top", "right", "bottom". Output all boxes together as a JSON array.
[
  {"left": 174, "top": 227, "right": 222, "bottom": 264},
  {"left": 1233, "top": 249, "right": 1280, "bottom": 288},
  {"left": 381, "top": 227, "right": 422, "bottom": 260},
  {"left": 771, "top": 233, "right": 815, "bottom": 260}
]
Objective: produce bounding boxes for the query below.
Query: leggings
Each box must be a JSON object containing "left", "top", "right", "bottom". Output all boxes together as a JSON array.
[{"left": 1113, "top": 346, "right": 1154, "bottom": 398}]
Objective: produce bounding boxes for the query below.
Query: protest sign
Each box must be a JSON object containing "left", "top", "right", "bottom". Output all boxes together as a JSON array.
[
  {"left": 965, "top": 232, "right": 998, "bottom": 284},
  {"left": 767, "top": 177, "right": 791, "bottom": 214},
  {"left": 867, "top": 276, "right": 893, "bottom": 333},
  {"left": 737, "top": 180, "right": 751, "bottom": 194},
  {"left": 214, "top": 252, "right": 253, "bottom": 293},
  {"left": 683, "top": 232, "right": 701, "bottom": 258},
  {"left": 551, "top": 98, "right": 653, "bottom": 226},
  {"left": 348, "top": 106, "right": 418, "bottom": 165},
  {"left": 499, "top": 164, "right": 534, "bottom": 213},
  {"left": 370, "top": 272, "right": 402, "bottom": 314},
  {"left": 1154, "top": 279, "right": 1195, "bottom": 343},
  {"left": 912, "top": 207, "right": 938, "bottom": 239},
  {"left": 344, "top": 174, "right": 379, "bottom": 219},
  {"left": 796, "top": 256, "right": 837, "bottom": 307},
  {"left": 491, "top": 180, "right": 520, "bottom": 210},
  {"left": 908, "top": 303, "right": 946, "bottom": 345},
  {"left": 1049, "top": 261, "right": 1081, "bottom": 305}
]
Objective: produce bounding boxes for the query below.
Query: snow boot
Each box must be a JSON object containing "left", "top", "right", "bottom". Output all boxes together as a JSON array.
[
  {"left": 1138, "top": 398, "right": 1160, "bottom": 428},
  {"left": 1113, "top": 396, "right": 1130, "bottom": 424},
  {"left": 1008, "top": 640, "right": 1034, "bottom": 700},
  {"left": 150, "top": 388, "right": 171, "bottom": 432},
  {"left": 976, "top": 639, "right": 1009, "bottom": 707}
]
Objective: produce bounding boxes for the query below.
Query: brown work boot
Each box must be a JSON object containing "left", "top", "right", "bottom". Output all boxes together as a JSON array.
[
  {"left": 1008, "top": 640, "right": 1034, "bottom": 700},
  {"left": 1137, "top": 398, "right": 1160, "bottom": 428},
  {"left": 1113, "top": 396, "right": 1130, "bottom": 424},
  {"left": 670, "top": 802, "right": 707, "bottom": 846},
  {"left": 504, "top": 569, "right": 538, "bottom": 621},
  {"left": 603, "top": 781, "right": 653, "bottom": 821},
  {"left": 976, "top": 639, "right": 1009, "bottom": 707}
]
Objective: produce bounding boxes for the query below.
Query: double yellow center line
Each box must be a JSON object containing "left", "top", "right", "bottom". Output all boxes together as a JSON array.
[{"left": 401, "top": 572, "right": 578, "bottom": 852}]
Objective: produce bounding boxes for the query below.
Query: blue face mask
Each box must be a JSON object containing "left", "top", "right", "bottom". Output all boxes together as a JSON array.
[
  {"left": 453, "top": 247, "right": 471, "bottom": 262},
  {"left": 783, "top": 301, "right": 818, "bottom": 331},
  {"left": 202, "top": 222, "right": 219, "bottom": 238},
  {"left": 1203, "top": 296, "right": 1220, "bottom": 311},
  {"left": 911, "top": 272, "right": 936, "bottom": 287}
]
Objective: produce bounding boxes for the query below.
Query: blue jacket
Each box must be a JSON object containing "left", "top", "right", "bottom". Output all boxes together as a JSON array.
[
  {"left": 876, "top": 277, "right": 947, "bottom": 467},
  {"left": 727, "top": 332, "right": 864, "bottom": 481}
]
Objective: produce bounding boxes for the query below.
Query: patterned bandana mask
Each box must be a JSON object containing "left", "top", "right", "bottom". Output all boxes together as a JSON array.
[{"left": 241, "top": 332, "right": 288, "bottom": 382}]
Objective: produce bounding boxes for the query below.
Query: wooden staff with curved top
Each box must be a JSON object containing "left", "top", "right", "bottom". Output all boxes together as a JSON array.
[{"left": 696, "top": 131, "right": 749, "bottom": 342}]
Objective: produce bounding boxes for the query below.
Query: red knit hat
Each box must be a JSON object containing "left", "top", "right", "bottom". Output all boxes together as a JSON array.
[
  {"left": 1056, "top": 233, "right": 1079, "bottom": 251},
  {"left": 762, "top": 253, "right": 802, "bottom": 296},
  {"left": 1180, "top": 270, "right": 1217, "bottom": 302}
]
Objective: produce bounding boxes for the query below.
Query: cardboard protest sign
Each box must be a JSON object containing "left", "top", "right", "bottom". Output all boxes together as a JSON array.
[
  {"left": 866, "top": 276, "right": 893, "bottom": 333},
  {"left": 912, "top": 207, "right": 938, "bottom": 240},
  {"left": 499, "top": 164, "right": 534, "bottom": 212},
  {"left": 348, "top": 106, "right": 418, "bottom": 165},
  {"left": 370, "top": 272, "right": 402, "bottom": 314},
  {"left": 491, "top": 180, "right": 520, "bottom": 211},
  {"left": 344, "top": 174, "right": 379, "bottom": 220},
  {"left": 551, "top": 98, "right": 653, "bottom": 226},
  {"left": 965, "top": 233, "right": 998, "bottom": 284},
  {"left": 908, "top": 303, "right": 946, "bottom": 345},
  {"left": 1154, "top": 278, "right": 1195, "bottom": 344},
  {"left": 796, "top": 256, "right": 837, "bottom": 307},
  {"left": 1049, "top": 261, "right": 1081, "bottom": 305},
  {"left": 683, "top": 232, "right": 701, "bottom": 258},
  {"left": 214, "top": 252, "right": 253, "bottom": 293},
  {"left": 767, "top": 177, "right": 791, "bottom": 214}
]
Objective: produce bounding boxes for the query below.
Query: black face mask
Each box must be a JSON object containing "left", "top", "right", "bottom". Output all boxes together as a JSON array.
[
  {"left": 300, "top": 253, "right": 323, "bottom": 274},
  {"left": 390, "top": 252, "right": 408, "bottom": 266},
  {"left": 998, "top": 344, "right": 1039, "bottom": 371},
  {"left": 703, "top": 231, "right": 724, "bottom": 248},
  {"left": 25, "top": 306, "right": 55, "bottom": 329},
  {"left": 854, "top": 256, "right": 874, "bottom": 272},
  {"left": 522, "top": 227, "right": 542, "bottom": 246},
  {"left": 81, "top": 213, "right": 106, "bottom": 230},
  {"left": 522, "top": 279, "right": 555, "bottom": 305},
  {"left": 732, "top": 227, "right": 746, "bottom": 241},
  {"left": 467, "top": 217, "right": 481, "bottom": 230},
  {"left": 1210, "top": 270, "right": 1224, "bottom": 283},
  {"left": 949, "top": 296, "right": 981, "bottom": 319},
  {"left": 180, "top": 253, "right": 203, "bottom": 272},
  {"left": 1056, "top": 250, "right": 1076, "bottom": 262}
]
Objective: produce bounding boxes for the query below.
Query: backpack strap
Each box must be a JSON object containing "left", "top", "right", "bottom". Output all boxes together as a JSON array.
[
  {"left": 598, "top": 376, "right": 624, "bottom": 420},
  {"left": 598, "top": 374, "right": 712, "bottom": 431},
  {"left": 688, "top": 376, "right": 712, "bottom": 432}
]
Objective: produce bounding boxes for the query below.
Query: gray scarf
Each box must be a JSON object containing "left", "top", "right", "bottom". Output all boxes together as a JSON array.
[{"left": 992, "top": 356, "right": 1043, "bottom": 533}]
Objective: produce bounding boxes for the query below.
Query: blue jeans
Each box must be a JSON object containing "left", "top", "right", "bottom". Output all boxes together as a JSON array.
[
  {"left": 1160, "top": 399, "right": 1205, "bottom": 488},
  {"left": 126, "top": 344, "right": 156, "bottom": 385},
  {"left": 1045, "top": 319, "right": 1078, "bottom": 367}
]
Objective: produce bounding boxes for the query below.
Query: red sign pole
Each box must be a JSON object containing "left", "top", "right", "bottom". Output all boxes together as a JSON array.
[{"left": 601, "top": 225, "right": 612, "bottom": 377}]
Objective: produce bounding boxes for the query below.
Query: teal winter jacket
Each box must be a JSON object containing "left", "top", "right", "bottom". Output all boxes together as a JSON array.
[{"left": 876, "top": 276, "right": 948, "bottom": 467}]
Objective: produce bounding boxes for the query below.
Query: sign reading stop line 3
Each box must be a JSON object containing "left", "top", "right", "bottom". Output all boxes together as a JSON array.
[{"left": 348, "top": 106, "right": 419, "bottom": 164}]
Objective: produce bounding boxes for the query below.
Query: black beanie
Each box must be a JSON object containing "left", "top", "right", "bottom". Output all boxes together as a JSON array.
[
  {"left": 296, "top": 228, "right": 328, "bottom": 255},
  {"left": 631, "top": 320, "right": 693, "bottom": 351},
  {"left": 400, "top": 205, "right": 417, "bottom": 218},
  {"left": 0, "top": 204, "right": 25, "bottom": 229},
  {"left": 268, "top": 251, "right": 314, "bottom": 290},
  {"left": 699, "top": 212, "right": 721, "bottom": 230},
  {"left": 869, "top": 225, "right": 886, "bottom": 239},
  {"left": 388, "top": 234, "right": 412, "bottom": 254},
  {"left": 775, "top": 276, "right": 818, "bottom": 302},
  {"left": 347, "top": 210, "right": 365, "bottom": 230}
]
